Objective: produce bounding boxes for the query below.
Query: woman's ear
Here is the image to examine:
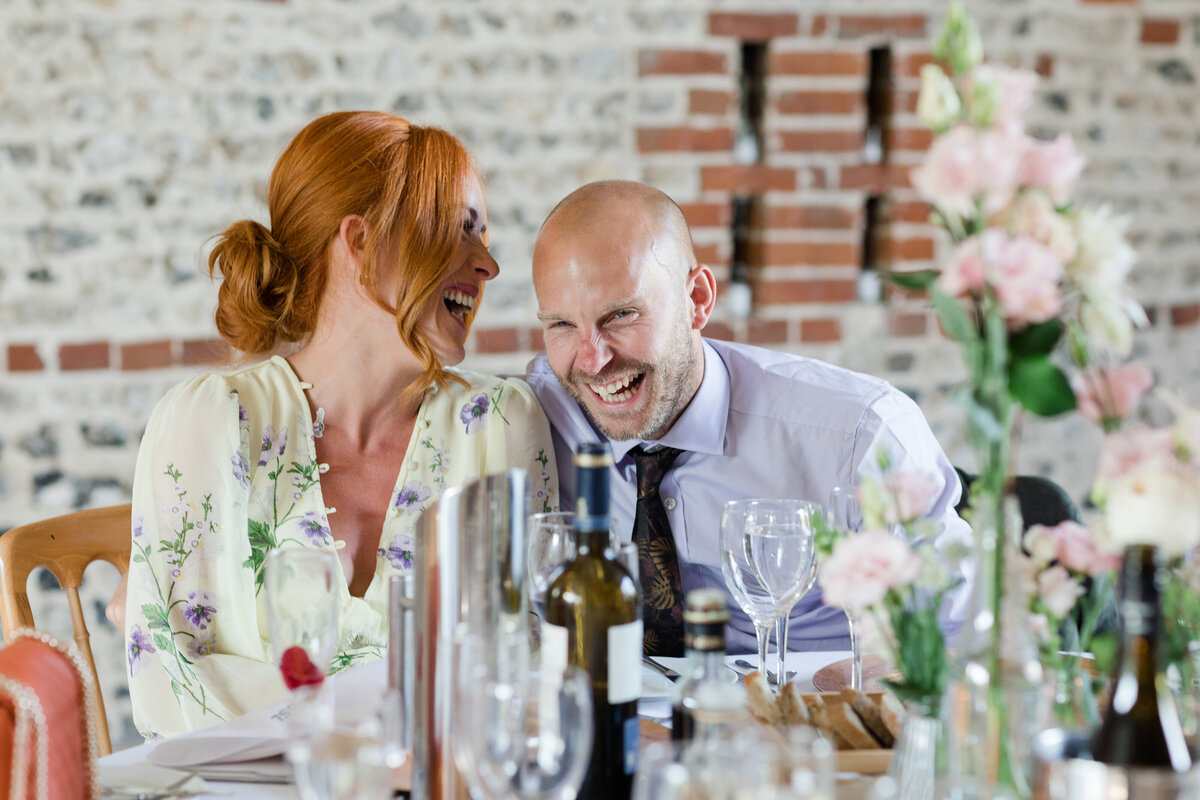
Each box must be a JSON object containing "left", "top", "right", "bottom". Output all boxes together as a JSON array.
[
  {"left": 686, "top": 264, "right": 717, "bottom": 330},
  {"left": 337, "top": 215, "right": 369, "bottom": 266}
]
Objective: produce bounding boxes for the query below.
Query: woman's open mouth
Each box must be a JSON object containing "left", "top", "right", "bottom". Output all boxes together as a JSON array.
[{"left": 443, "top": 288, "right": 475, "bottom": 324}]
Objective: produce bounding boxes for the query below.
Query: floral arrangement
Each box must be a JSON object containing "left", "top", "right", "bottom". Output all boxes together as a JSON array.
[{"left": 816, "top": 453, "right": 964, "bottom": 711}]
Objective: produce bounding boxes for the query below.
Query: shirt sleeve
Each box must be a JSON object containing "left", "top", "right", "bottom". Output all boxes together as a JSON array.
[
  {"left": 124, "top": 375, "right": 288, "bottom": 739},
  {"left": 851, "top": 388, "right": 973, "bottom": 637},
  {"left": 485, "top": 377, "right": 561, "bottom": 514}
]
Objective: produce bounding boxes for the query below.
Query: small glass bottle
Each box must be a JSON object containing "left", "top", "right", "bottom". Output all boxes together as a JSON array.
[
  {"left": 671, "top": 588, "right": 736, "bottom": 741},
  {"left": 1091, "top": 544, "right": 1192, "bottom": 771}
]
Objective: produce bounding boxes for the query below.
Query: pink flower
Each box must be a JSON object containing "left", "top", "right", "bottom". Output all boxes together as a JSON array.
[
  {"left": 1005, "top": 191, "right": 1078, "bottom": 263},
  {"left": 1038, "top": 565, "right": 1084, "bottom": 619},
  {"left": 1096, "top": 426, "right": 1176, "bottom": 481},
  {"left": 965, "top": 65, "right": 1038, "bottom": 131},
  {"left": 882, "top": 471, "right": 942, "bottom": 524},
  {"left": 819, "top": 530, "right": 923, "bottom": 609},
  {"left": 1020, "top": 133, "right": 1087, "bottom": 204},
  {"left": 911, "top": 124, "right": 1026, "bottom": 218},
  {"left": 1029, "top": 520, "right": 1121, "bottom": 576},
  {"left": 1071, "top": 364, "right": 1154, "bottom": 426},
  {"left": 939, "top": 230, "right": 1064, "bottom": 327}
]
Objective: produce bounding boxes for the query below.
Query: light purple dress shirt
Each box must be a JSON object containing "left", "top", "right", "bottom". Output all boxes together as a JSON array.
[{"left": 526, "top": 338, "right": 972, "bottom": 654}]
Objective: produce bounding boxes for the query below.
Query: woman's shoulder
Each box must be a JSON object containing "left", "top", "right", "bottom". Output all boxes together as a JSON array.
[
  {"left": 150, "top": 358, "right": 298, "bottom": 422},
  {"left": 441, "top": 368, "right": 537, "bottom": 402},
  {"left": 433, "top": 368, "right": 546, "bottom": 431}
]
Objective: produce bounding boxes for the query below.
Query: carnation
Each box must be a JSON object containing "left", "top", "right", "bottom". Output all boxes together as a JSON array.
[{"left": 819, "top": 529, "right": 922, "bottom": 609}]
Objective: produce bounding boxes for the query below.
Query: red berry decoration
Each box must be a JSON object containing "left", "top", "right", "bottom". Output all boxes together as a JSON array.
[{"left": 279, "top": 645, "right": 325, "bottom": 690}]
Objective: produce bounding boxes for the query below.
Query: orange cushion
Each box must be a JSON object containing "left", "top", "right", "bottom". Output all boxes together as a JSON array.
[{"left": 0, "top": 636, "right": 91, "bottom": 800}]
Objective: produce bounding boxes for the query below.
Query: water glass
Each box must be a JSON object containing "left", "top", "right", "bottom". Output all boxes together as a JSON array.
[
  {"left": 290, "top": 725, "right": 391, "bottom": 800},
  {"left": 828, "top": 485, "right": 865, "bottom": 690},
  {"left": 527, "top": 511, "right": 575, "bottom": 617}
]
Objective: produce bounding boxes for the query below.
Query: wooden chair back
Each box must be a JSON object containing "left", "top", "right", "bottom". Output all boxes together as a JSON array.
[{"left": 0, "top": 504, "right": 132, "bottom": 756}]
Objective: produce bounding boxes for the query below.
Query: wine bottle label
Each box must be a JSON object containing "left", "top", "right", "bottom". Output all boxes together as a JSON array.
[
  {"left": 542, "top": 622, "right": 569, "bottom": 677},
  {"left": 607, "top": 620, "right": 643, "bottom": 704}
]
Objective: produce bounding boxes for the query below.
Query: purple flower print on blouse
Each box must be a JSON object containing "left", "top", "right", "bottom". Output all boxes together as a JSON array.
[
  {"left": 132, "top": 513, "right": 144, "bottom": 539},
  {"left": 259, "top": 424, "right": 276, "bottom": 466},
  {"left": 378, "top": 538, "right": 415, "bottom": 572},
  {"left": 300, "top": 512, "right": 332, "bottom": 545},
  {"left": 393, "top": 481, "right": 432, "bottom": 515},
  {"left": 238, "top": 404, "right": 250, "bottom": 430},
  {"left": 184, "top": 591, "right": 217, "bottom": 630},
  {"left": 459, "top": 394, "right": 489, "bottom": 434},
  {"left": 187, "top": 632, "right": 216, "bottom": 659},
  {"left": 232, "top": 452, "right": 250, "bottom": 490},
  {"left": 128, "top": 625, "right": 156, "bottom": 676},
  {"left": 276, "top": 427, "right": 289, "bottom": 457},
  {"left": 313, "top": 408, "right": 326, "bottom": 439}
]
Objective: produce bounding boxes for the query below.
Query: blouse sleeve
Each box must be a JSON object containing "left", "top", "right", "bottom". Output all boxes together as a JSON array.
[
  {"left": 484, "top": 377, "right": 560, "bottom": 513},
  {"left": 124, "top": 375, "right": 287, "bottom": 739}
]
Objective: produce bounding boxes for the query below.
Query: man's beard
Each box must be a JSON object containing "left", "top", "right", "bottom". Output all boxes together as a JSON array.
[{"left": 555, "top": 329, "right": 697, "bottom": 442}]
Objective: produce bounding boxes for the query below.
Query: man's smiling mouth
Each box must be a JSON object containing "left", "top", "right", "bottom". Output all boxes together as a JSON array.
[{"left": 589, "top": 373, "right": 644, "bottom": 403}]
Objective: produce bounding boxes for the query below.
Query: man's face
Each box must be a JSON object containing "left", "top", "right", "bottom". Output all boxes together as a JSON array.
[{"left": 534, "top": 224, "right": 702, "bottom": 441}]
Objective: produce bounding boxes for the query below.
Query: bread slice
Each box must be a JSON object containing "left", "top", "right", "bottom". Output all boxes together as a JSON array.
[
  {"left": 842, "top": 688, "right": 894, "bottom": 748},
  {"left": 877, "top": 691, "right": 907, "bottom": 741},
  {"left": 826, "top": 698, "right": 884, "bottom": 750},
  {"left": 779, "top": 682, "right": 811, "bottom": 726},
  {"left": 745, "top": 671, "right": 782, "bottom": 725}
]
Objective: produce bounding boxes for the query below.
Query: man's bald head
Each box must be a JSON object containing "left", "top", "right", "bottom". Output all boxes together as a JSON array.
[{"left": 537, "top": 180, "right": 697, "bottom": 278}]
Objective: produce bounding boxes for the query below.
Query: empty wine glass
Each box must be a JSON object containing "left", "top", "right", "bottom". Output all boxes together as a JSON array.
[
  {"left": 452, "top": 628, "right": 593, "bottom": 800},
  {"left": 527, "top": 512, "right": 575, "bottom": 619},
  {"left": 720, "top": 499, "right": 818, "bottom": 691},
  {"left": 828, "top": 485, "right": 865, "bottom": 691},
  {"left": 265, "top": 547, "right": 340, "bottom": 732}
]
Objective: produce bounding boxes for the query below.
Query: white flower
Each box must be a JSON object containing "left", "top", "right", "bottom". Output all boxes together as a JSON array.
[
  {"left": 1024, "top": 525, "right": 1060, "bottom": 567},
  {"left": 1103, "top": 467, "right": 1200, "bottom": 558},
  {"left": 1038, "top": 565, "right": 1085, "bottom": 619},
  {"left": 1069, "top": 205, "right": 1137, "bottom": 290},
  {"left": 917, "top": 64, "right": 962, "bottom": 131}
]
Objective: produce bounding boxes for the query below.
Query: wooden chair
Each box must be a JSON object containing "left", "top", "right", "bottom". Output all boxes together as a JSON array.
[{"left": 0, "top": 504, "right": 132, "bottom": 756}]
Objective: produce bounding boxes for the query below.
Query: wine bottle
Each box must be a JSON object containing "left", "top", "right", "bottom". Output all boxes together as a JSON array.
[
  {"left": 543, "top": 442, "right": 641, "bottom": 800},
  {"left": 1091, "top": 544, "right": 1192, "bottom": 772},
  {"left": 671, "top": 588, "right": 735, "bottom": 741}
]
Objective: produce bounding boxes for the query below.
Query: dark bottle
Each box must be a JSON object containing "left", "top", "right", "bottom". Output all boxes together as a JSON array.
[
  {"left": 543, "top": 443, "right": 641, "bottom": 800},
  {"left": 671, "top": 588, "right": 732, "bottom": 741},
  {"left": 1091, "top": 544, "right": 1192, "bottom": 772}
]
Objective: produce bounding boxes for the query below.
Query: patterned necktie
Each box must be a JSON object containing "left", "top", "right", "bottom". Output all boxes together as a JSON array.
[{"left": 630, "top": 445, "right": 685, "bottom": 657}]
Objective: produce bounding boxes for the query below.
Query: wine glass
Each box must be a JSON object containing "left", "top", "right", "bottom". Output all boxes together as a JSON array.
[
  {"left": 527, "top": 512, "right": 576, "bottom": 619},
  {"left": 720, "top": 499, "right": 818, "bottom": 691},
  {"left": 828, "top": 485, "right": 865, "bottom": 691},
  {"left": 451, "top": 628, "right": 593, "bottom": 800},
  {"left": 265, "top": 547, "right": 340, "bottom": 732}
]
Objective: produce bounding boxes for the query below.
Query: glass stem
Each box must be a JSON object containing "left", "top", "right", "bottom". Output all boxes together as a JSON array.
[
  {"left": 776, "top": 615, "right": 790, "bottom": 690},
  {"left": 755, "top": 622, "right": 771, "bottom": 687},
  {"left": 847, "top": 609, "right": 862, "bottom": 691}
]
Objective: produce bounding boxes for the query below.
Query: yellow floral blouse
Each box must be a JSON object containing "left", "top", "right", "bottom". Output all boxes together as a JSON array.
[{"left": 124, "top": 356, "right": 557, "bottom": 739}]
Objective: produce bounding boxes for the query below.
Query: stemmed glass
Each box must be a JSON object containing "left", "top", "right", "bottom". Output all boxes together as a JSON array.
[
  {"left": 527, "top": 512, "right": 576, "bottom": 620},
  {"left": 265, "top": 547, "right": 340, "bottom": 732},
  {"left": 828, "top": 485, "right": 865, "bottom": 691},
  {"left": 720, "top": 499, "right": 818, "bottom": 691},
  {"left": 451, "top": 628, "right": 593, "bottom": 800}
]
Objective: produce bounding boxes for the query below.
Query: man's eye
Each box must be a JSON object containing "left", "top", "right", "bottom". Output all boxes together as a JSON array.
[{"left": 611, "top": 310, "right": 634, "bottom": 321}]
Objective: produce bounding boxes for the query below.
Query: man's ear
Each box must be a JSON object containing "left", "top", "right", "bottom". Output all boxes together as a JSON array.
[{"left": 686, "top": 264, "right": 717, "bottom": 331}]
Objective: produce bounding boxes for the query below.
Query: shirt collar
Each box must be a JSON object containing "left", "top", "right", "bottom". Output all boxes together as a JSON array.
[{"left": 609, "top": 339, "right": 729, "bottom": 463}]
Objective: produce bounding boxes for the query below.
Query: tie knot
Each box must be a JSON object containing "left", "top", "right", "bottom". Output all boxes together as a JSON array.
[{"left": 630, "top": 445, "right": 683, "bottom": 498}]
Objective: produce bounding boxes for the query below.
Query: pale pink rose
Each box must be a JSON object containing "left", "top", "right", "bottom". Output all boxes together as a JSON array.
[
  {"left": 1027, "top": 612, "right": 1052, "bottom": 644},
  {"left": 1071, "top": 364, "right": 1154, "bottom": 426},
  {"left": 1051, "top": 520, "right": 1121, "bottom": 576},
  {"left": 819, "top": 529, "right": 922, "bottom": 609},
  {"left": 911, "top": 124, "right": 1026, "bottom": 218},
  {"left": 1005, "top": 191, "right": 1078, "bottom": 263},
  {"left": 1038, "top": 565, "right": 1085, "bottom": 619},
  {"left": 1024, "top": 525, "right": 1059, "bottom": 567},
  {"left": 966, "top": 65, "right": 1038, "bottom": 131},
  {"left": 882, "top": 470, "right": 942, "bottom": 525},
  {"left": 1096, "top": 426, "right": 1176, "bottom": 481},
  {"left": 941, "top": 230, "right": 1063, "bottom": 327},
  {"left": 1020, "top": 133, "right": 1087, "bottom": 204}
]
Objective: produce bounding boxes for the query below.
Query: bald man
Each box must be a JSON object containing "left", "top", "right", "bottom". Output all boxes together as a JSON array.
[{"left": 526, "top": 180, "right": 971, "bottom": 656}]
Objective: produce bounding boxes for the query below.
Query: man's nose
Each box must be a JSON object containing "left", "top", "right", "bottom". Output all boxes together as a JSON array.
[{"left": 576, "top": 332, "right": 612, "bottom": 376}]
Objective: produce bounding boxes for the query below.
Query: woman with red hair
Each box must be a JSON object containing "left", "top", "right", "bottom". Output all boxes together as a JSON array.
[{"left": 122, "top": 112, "right": 558, "bottom": 738}]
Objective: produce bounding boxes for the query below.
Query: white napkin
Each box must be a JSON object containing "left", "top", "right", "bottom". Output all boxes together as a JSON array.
[{"left": 98, "top": 763, "right": 209, "bottom": 794}]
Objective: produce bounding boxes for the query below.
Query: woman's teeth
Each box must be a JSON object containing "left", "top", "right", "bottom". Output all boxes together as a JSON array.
[
  {"left": 443, "top": 288, "right": 476, "bottom": 322},
  {"left": 590, "top": 374, "right": 641, "bottom": 403}
]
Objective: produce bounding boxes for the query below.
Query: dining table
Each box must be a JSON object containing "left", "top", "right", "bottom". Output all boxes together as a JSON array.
[{"left": 99, "top": 649, "right": 883, "bottom": 800}]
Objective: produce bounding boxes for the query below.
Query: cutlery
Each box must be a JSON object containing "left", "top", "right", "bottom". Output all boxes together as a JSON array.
[
  {"left": 102, "top": 773, "right": 212, "bottom": 800},
  {"left": 642, "top": 656, "right": 681, "bottom": 682},
  {"left": 732, "top": 659, "right": 796, "bottom": 683}
]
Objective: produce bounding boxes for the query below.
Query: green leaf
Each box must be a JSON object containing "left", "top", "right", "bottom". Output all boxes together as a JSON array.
[
  {"left": 885, "top": 269, "right": 940, "bottom": 291},
  {"left": 151, "top": 631, "right": 174, "bottom": 653},
  {"left": 931, "top": 288, "right": 977, "bottom": 343},
  {"left": 1009, "top": 319, "right": 1064, "bottom": 357},
  {"left": 1010, "top": 355, "right": 1077, "bottom": 416},
  {"left": 142, "top": 603, "right": 170, "bottom": 631}
]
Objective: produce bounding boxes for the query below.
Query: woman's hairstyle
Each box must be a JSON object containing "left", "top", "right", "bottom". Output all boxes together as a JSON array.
[{"left": 207, "top": 111, "right": 478, "bottom": 396}]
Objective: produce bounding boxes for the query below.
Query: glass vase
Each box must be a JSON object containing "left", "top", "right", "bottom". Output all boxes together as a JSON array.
[
  {"left": 886, "top": 698, "right": 948, "bottom": 799},
  {"left": 945, "top": 496, "right": 1047, "bottom": 800},
  {"left": 1049, "top": 654, "right": 1100, "bottom": 731}
]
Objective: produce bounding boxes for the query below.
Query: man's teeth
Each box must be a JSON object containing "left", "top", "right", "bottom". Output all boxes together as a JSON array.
[
  {"left": 443, "top": 289, "right": 475, "bottom": 321},
  {"left": 590, "top": 374, "right": 640, "bottom": 403}
]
